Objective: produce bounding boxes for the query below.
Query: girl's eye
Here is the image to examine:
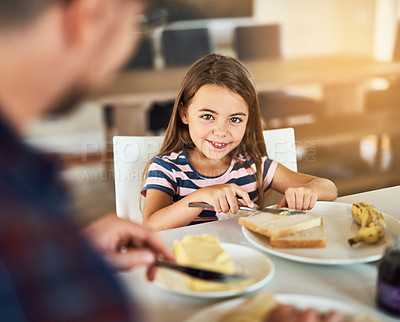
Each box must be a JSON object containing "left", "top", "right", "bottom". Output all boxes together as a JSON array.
[
  {"left": 230, "top": 117, "right": 242, "bottom": 124},
  {"left": 201, "top": 114, "right": 214, "bottom": 120}
]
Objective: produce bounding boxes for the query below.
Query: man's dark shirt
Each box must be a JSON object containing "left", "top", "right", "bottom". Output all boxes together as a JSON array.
[{"left": 0, "top": 114, "right": 134, "bottom": 321}]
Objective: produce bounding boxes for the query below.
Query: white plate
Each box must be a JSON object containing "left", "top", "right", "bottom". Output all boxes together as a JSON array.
[
  {"left": 242, "top": 201, "right": 400, "bottom": 265},
  {"left": 154, "top": 243, "right": 275, "bottom": 298},
  {"left": 185, "top": 293, "right": 377, "bottom": 322}
]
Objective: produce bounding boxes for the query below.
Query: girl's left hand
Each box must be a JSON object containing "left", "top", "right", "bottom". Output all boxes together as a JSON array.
[{"left": 277, "top": 187, "right": 318, "bottom": 210}]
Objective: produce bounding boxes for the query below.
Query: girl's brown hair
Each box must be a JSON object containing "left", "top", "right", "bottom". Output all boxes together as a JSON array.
[{"left": 142, "top": 53, "right": 267, "bottom": 205}]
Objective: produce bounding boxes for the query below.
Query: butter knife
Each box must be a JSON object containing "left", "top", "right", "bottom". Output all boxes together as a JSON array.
[
  {"left": 154, "top": 260, "right": 247, "bottom": 281},
  {"left": 188, "top": 201, "right": 306, "bottom": 215}
]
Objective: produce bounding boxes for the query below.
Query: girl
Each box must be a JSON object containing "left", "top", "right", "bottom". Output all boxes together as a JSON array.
[{"left": 141, "top": 54, "right": 337, "bottom": 231}]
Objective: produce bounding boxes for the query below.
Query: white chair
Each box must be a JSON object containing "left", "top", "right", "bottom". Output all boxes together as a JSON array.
[
  {"left": 113, "top": 128, "right": 296, "bottom": 222},
  {"left": 113, "top": 136, "right": 164, "bottom": 223},
  {"left": 263, "top": 128, "right": 297, "bottom": 172}
]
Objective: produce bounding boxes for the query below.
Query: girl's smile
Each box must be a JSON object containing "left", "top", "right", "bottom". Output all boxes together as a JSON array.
[
  {"left": 208, "top": 140, "right": 229, "bottom": 149},
  {"left": 180, "top": 84, "right": 249, "bottom": 166}
]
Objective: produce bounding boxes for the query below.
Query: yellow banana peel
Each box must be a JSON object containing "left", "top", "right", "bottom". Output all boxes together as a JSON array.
[{"left": 348, "top": 202, "right": 386, "bottom": 246}]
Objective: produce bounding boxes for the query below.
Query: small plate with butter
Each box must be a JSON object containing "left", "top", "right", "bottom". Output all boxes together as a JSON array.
[{"left": 154, "top": 235, "right": 275, "bottom": 298}]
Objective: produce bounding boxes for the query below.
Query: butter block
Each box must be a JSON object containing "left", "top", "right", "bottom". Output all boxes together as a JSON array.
[{"left": 173, "top": 235, "right": 235, "bottom": 291}]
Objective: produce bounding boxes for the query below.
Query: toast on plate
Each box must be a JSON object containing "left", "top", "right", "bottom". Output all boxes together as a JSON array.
[
  {"left": 238, "top": 212, "right": 322, "bottom": 238},
  {"left": 270, "top": 220, "right": 327, "bottom": 248}
]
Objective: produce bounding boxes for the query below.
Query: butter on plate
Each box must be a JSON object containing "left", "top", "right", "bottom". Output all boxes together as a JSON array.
[{"left": 173, "top": 235, "right": 235, "bottom": 291}]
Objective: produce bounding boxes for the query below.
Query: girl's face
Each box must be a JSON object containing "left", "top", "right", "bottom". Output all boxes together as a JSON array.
[{"left": 180, "top": 84, "right": 249, "bottom": 162}]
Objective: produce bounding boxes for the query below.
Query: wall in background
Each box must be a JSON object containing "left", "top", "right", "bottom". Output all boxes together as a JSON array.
[{"left": 254, "top": 0, "right": 375, "bottom": 57}]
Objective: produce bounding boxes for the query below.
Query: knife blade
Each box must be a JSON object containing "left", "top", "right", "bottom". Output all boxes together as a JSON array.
[
  {"left": 188, "top": 202, "right": 306, "bottom": 215},
  {"left": 154, "top": 260, "right": 247, "bottom": 281}
]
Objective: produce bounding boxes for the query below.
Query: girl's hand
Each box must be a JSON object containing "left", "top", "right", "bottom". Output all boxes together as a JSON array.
[
  {"left": 196, "top": 183, "right": 254, "bottom": 214},
  {"left": 277, "top": 187, "right": 318, "bottom": 210}
]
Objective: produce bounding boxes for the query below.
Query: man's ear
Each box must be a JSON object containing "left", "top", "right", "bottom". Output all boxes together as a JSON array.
[
  {"left": 178, "top": 103, "right": 188, "bottom": 124},
  {"left": 62, "top": 0, "right": 106, "bottom": 48}
]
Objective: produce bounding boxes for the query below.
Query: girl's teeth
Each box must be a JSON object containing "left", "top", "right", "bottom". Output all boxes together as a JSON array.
[{"left": 213, "top": 141, "right": 224, "bottom": 147}]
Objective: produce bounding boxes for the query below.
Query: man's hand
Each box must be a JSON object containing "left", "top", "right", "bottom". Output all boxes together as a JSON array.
[{"left": 82, "top": 213, "right": 175, "bottom": 281}]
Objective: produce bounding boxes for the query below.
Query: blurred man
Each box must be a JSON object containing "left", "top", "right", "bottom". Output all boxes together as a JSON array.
[{"left": 0, "top": 0, "right": 173, "bottom": 320}]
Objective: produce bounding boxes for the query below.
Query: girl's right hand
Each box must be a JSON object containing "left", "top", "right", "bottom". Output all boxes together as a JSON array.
[{"left": 195, "top": 183, "right": 254, "bottom": 214}]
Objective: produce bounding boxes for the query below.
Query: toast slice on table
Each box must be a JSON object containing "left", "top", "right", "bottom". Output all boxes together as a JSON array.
[
  {"left": 270, "top": 220, "right": 327, "bottom": 248},
  {"left": 238, "top": 212, "right": 322, "bottom": 238}
]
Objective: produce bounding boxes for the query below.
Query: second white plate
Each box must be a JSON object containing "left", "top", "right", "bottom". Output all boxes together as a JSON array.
[
  {"left": 154, "top": 243, "right": 275, "bottom": 298},
  {"left": 185, "top": 293, "right": 378, "bottom": 322},
  {"left": 242, "top": 201, "right": 400, "bottom": 265}
]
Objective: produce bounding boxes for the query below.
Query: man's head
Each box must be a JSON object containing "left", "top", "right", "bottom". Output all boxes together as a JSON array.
[
  {"left": 0, "top": 0, "right": 143, "bottom": 129},
  {"left": 0, "top": 0, "right": 56, "bottom": 28}
]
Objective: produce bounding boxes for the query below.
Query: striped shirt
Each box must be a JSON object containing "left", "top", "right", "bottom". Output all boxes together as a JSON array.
[{"left": 142, "top": 150, "right": 278, "bottom": 225}]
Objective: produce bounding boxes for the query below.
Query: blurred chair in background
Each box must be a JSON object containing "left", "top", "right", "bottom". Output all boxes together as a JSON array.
[
  {"left": 147, "top": 28, "right": 213, "bottom": 134},
  {"left": 161, "top": 28, "right": 212, "bottom": 66},
  {"left": 123, "top": 35, "right": 154, "bottom": 70},
  {"left": 234, "top": 24, "right": 323, "bottom": 128},
  {"left": 123, "top": 4, "right": 167, "bottom": 70},
  {"left": 122, "top": 34, "right": 171, "bottom": 135},
  {"left": 235, "top": 24, "right": 281, "bottom": 61},
  {"left": 103, "top": 35, "right": 156, "bottom": 173},
  {"left": 148, "top": 100, "right": 174, "bottom": 135},
  {"left": 105, "top": 34, "right": 154, "bottom": 156}
]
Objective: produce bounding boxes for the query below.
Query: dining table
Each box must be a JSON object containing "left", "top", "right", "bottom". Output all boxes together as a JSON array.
[{"left": 119, "top": 185, "right": 400, "bottom": 322}]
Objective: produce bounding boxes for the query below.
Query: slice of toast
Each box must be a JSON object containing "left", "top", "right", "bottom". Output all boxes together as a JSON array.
[
  {"left": 270, "top": 221, "right": 327, "bottom": 248},
  {"left": 239, "top": 212, "right": 321, "bottom": 238}
]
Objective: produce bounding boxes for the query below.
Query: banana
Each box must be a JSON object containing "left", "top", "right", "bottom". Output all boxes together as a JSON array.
[{"left": 348, "top": 202, "right": 386, "bottom": 246}]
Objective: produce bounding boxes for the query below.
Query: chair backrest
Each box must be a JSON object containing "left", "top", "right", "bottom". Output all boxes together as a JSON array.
[
  {"left": 234, "top": 24, "right": 282, "bottom": 61},
  {"left": 263, "top": 128, "right": 297, "bottom": 172},
  {"left": 113, "top": 136, "right": 164, "bottom": 223},
  {"left": 123, "top": 36, "right": 154, "bottom": 70},
  {"left": 161, "top": 28, "right": 212, "bottom": 66},
  {"left": 113, "top": 128, "right": 296, "bottom": 222}
]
